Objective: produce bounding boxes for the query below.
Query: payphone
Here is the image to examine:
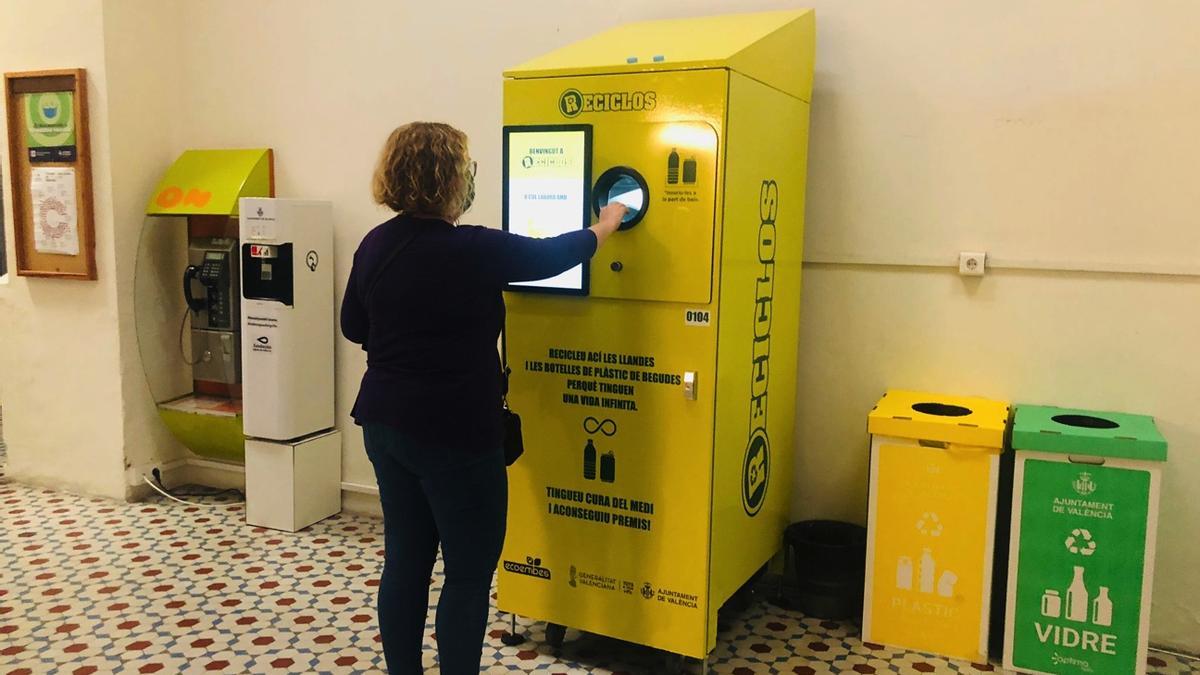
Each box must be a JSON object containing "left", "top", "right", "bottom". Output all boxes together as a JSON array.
[
  {"left": 184, "top": 238, "right": 240, "bottom": 389},
  {"left": 496, "top": 10, "right": 815, "bottom": 663},
  {"left": 140, "top": 149, "right": 274, "bottom": 462}
]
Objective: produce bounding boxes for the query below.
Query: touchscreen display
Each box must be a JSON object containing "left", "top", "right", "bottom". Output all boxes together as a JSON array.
[{"left": 503, "top": 126, "right": 592, "bottom": 294}]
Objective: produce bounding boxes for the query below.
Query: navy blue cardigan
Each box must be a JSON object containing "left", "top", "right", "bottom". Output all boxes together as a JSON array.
[{"left": 340, "top": 214, "right": 596, "bottom": 450}]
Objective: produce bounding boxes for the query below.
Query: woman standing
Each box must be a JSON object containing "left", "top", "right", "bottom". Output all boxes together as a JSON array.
[{"left": 340, "top": 122, "right": 625, "bottom": 674}]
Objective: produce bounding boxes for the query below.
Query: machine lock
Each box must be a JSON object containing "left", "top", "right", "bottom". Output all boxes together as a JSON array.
[{"left": 683, "top": 371, "right": 697, "bottom": 400}]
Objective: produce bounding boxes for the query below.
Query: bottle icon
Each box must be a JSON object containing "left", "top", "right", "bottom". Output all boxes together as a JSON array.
[
  {"left": 936, "top": 571, "right": 958, "bottom": 598},
  {"left": 919, "top": 548, "right": 936, "bottom": 595},
  {"left": 600, "top": 451, "right": 616, "bottom": 483},
  {"left": 1093, "top": 586, "right": 1113, "bottom": 627},
  {"left": 667, "top": 149, "right": 679, "bottom": 184},
  {"left": 1041, "top": 589, "right": 1063, "bottom": 618},
  {"left": 682, "top": 156, "right": 697, "bottom": 184},
  {"left": 583, "top": 439, "right": 597, "bottom": 480},
  {"left": 895, "top": 556, "right": 913, "bottom": 591},
  {"left": 1066, "top": 566, "right": 1090, "bottom": 622}
]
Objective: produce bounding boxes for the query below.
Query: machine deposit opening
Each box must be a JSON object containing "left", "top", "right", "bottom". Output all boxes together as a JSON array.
[{"left": 593, "top": 167, "right": 649, "bottom": 230}]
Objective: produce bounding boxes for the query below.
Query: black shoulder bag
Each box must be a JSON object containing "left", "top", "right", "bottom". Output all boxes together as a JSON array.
[{"left": 500, "top": 331, "right": 525, "bottom": 466}]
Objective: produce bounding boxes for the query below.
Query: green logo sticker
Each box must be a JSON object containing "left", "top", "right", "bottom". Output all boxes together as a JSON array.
[
  {"left": 26, "top": 92, "right": 75, "bottom": 147},
  {"left": 25, "top": 92, "right": 77, "bottom": 162}
]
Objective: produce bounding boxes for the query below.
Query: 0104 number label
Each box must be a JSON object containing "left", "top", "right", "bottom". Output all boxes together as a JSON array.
[{"left": 685, "top": 309, "right": 712, "bottom": 327}]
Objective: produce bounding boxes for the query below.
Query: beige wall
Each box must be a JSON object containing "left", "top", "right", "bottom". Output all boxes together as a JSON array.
[
  {"left": 2, "top": 0, "right": 1196, "bottom": 652},
  {"left": 0, "top": 0, "right": 189, "bottom": 498},
  {"left": 793, "top": 1, "right": 1200, "bottom": 652},
  {"left": 0, "top": 0, "right": 128, "bottom": 499},
  {"left": 100, "top": 0, "right": 189, "bottom": 487}
]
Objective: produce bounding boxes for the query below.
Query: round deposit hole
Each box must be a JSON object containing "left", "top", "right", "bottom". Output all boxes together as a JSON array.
[
  {"left": 1052, "top": 414, "right": 1119, "bottom": 430},
  {"left": 912, "top": 402, "right": 973, "bottom": 417}
]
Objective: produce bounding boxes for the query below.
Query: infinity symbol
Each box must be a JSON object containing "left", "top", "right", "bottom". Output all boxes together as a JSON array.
[{"left": 583, "top": 417, "right": 618, "bottom": 437}]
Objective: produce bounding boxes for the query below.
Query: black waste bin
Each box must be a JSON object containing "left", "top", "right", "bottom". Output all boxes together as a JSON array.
[{"left": 786, "top": 520, "right": 867, "bottom": 620}]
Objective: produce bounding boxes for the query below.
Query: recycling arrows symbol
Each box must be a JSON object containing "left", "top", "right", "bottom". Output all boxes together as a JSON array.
[{"left": 1065, "top": 527, "right": 1097, "bottom": 556}]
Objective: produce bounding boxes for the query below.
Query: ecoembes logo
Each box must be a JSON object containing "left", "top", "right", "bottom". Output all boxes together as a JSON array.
[
  {"left": 743, "top": 180, "right": 779, "bottom": 517},
  {"left": 503, "top": 556, "right": 551, "bottom": 580},
  {"left": 559, "top": 88, "right": 657, "bottom": 117}
]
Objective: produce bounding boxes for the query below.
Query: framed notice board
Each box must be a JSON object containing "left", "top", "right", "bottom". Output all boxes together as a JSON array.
[{"left": 3, "top": 69, "right": 96, "bottom": 279}]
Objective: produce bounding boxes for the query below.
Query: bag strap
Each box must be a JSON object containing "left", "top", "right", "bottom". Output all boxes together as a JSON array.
[{"left": 501, "top": 315, "right": 512, "bottom": 407}]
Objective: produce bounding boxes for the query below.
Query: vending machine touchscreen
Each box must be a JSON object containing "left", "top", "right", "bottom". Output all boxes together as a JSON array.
[{"left": 502, "top": 124, "right": 592, "bottom": 295}]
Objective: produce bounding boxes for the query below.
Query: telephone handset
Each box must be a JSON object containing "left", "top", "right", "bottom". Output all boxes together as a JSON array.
[
  {"left": 183, "top": 265, "right": 206, "bottom": 313},
  {"left": 183, "top": 251, "right": 232, "bottom": 328}
]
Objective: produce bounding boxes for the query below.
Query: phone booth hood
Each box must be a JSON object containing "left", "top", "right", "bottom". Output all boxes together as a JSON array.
[{"left": 146, "top": 149, "right": 274, "bottom": 217}]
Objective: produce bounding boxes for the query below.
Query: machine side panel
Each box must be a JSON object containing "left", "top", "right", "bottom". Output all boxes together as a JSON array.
[{"left": 708, "top": 73, "right": 810, "bottom": 631}]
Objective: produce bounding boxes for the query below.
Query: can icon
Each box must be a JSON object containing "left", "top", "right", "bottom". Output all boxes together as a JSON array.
[
  {"left": 667, "top": 149, "right": 680, "bottom": 184},
  {"left": 600, "top": 451, "right": 616, "bottom": 483},
  {"left": 682, "top": 156, "right": 697, "bottom": 184}
]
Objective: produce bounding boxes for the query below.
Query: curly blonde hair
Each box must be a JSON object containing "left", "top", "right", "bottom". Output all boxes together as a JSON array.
[{"left": 372, "top": 122, "right": 472, "bottom": 220}]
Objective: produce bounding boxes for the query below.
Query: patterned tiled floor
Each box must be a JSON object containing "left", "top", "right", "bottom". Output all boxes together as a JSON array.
[{"left": 1, "top": 462, "right": 1197, "bottom": 674}]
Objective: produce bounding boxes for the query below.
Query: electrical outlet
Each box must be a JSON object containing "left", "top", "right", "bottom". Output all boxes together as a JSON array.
[{"left": 959, "top": 251, "right": 986, "bottom": 277}]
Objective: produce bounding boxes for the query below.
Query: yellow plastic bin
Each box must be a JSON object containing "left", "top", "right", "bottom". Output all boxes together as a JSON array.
[{"left": 862, "top": 390, "right": 1011, "bottom": 662}]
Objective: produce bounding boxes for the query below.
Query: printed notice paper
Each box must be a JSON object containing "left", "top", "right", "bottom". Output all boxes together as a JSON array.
[{"left": 30, "top": 167, "right": 80, "bottom": 256}]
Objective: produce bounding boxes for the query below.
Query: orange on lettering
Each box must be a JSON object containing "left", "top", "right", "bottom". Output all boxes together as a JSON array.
[
  {"left": 183, "top": 189, "right": 212, "bottom": 207},
  {"left": 156, "top": 186, "right": 183, "bottom": 208}
]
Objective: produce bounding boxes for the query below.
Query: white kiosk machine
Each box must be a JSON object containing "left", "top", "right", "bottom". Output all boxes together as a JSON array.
[{"left": 239, "top": 198, "right": 342, "bottom": 532}]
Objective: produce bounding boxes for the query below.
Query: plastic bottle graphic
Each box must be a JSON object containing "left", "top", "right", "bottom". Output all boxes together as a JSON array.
[
  {"left": 583, "top": 439, "right": 597, "bottom": 480},
  {"left": 667, "top": 149, "right": 680, "bottom": 184},
  {"left": 895, "top": 556, "right": 913, "bottom": 590},
  {"left": 600, "top": 451, "right": 616, "bottom": 483},
  {"left": 1066, "top": 566, "right": 1090, "bottom": 622},
  {"left": 1041, "top": 589, "right": 1063, "bottom": 618},
  {"left": 1093, "top": 586, "right": 1113, "bottom": 627},
  {"left": 936, "top": 571, "right": 958, "bottom": 598},
  {"left": 682, "top": 156, "right": 697, "bottom": 184},
  {"left": 919, "top": 548, "right": 936, "bottom": 594}
]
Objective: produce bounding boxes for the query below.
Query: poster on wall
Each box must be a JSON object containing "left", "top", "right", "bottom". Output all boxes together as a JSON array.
[
  {"left": 24, "top": 92, "right": 77, "bottom": 163},
  {"left": 30, "top": 167, "right": 80, "bottom": 256}
]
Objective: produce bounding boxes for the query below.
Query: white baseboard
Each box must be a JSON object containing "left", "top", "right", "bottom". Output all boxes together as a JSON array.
[
  {"left": 125, "top": 457, "right": 189, "bottom": 487},
  {"left": 342, "top": 490, "right": 383, "bottom": 518},
  {"left": 181, "top": 458, "right": 247, "bottom": 491},
  {"left": 340, "top": 480, "right": 379, "bottom": 496}
]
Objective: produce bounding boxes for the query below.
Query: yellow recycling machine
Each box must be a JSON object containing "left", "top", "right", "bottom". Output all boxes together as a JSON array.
[{"left": 497, "top": 10, "right": 815, "bottom": 662}]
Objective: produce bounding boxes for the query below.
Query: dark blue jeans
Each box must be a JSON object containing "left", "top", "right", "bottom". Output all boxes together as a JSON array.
[{"left": 362, "top": 424, "right": 508, "bottom": 674}]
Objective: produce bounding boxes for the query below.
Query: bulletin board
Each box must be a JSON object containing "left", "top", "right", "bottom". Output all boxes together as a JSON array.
[{"left": 3, "top": 69, "right": 96, "bottom": 280}]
